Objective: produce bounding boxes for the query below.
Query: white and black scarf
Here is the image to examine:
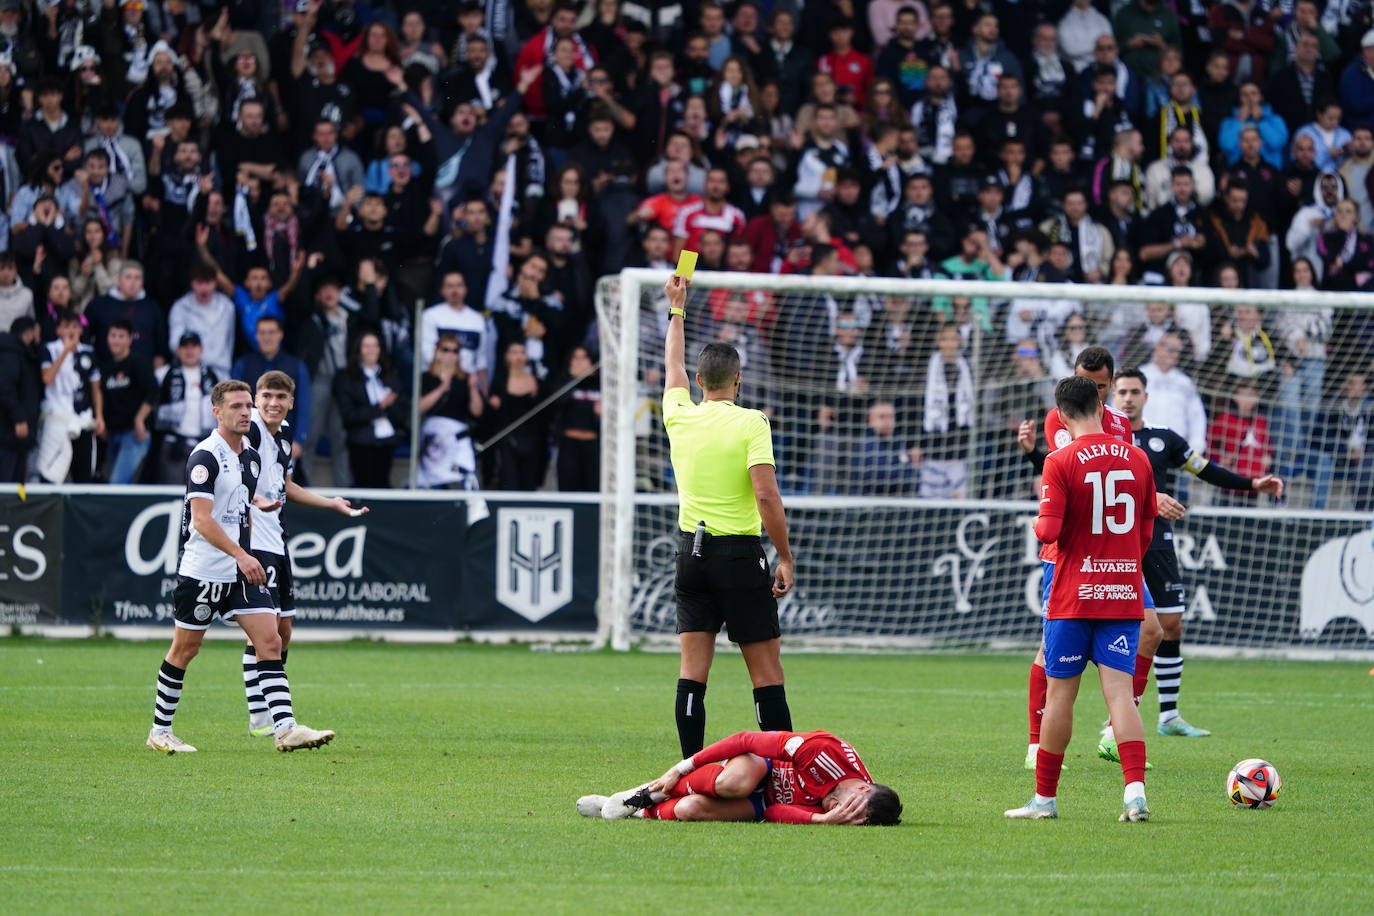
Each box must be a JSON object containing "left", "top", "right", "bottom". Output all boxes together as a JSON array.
[
  {"left": 98, "top": 133, "right": 133, "bottom": 179},
  {"left": 998, "top": 169, "right": 1034, "bottom": 212},
  {"left": 363, "top": 366, "right": 397, "bottom": 440},
  {"left": 234, "top": 183, "right": 258, "bottom": 252},
  {"left": 304, "top": 147, "right": 345, "bottom": 209},
  {"left": 717, "top": 81, "right": 753, "bottom": 119},
  {"left": 923, "top": 353, "right": 973, "bottom": 433},
  {"left": 912, "top": 95, "right": 956, "bottom": 164},
  {"left": 550, "top": 64, "right": 584, "bottom": 129}
]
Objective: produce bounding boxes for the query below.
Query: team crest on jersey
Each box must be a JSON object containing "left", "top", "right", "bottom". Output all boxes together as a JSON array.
[
  {"left": 1149, "top": 437, "right": 1165, "bottom": 451},
  {"left": 496, "top": 508, "right": 573, "bottom": 622},
  {"left": 193, "top": 603, "right": 211, "bottom": 622},
  {"left": 190, "top": 464, "right": 209, "bottom": 484},
  {"left": 250, "top": 460, "right": 260, "bottom": 478}
]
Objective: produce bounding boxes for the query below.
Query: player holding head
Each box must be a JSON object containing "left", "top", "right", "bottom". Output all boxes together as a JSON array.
[
  {"left": 1108, "top": 369, "right": 1283, "bottom": 740},
  {"left": 576, "top": 729, "right": 902, "bottom": 826},
  {"left": 146, "top": 380, "right": 334, "bottom": 754},
  {"left": 661, "top": 275, "right": 795, "bottom": 759},
  {"left": 1016, "top": 346, "right": 1181, "bottom": 769},
  {"left": 1006, "top": 376, "right": 1158, "bottom": 822},
  {"left": 240, "top": 371, "right": 368, "bottom": 737}
]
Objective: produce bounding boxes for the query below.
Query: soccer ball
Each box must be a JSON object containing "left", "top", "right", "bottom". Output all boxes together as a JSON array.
[{"left": 1227, "top": 758, "right": 1282, "bottom": 809}]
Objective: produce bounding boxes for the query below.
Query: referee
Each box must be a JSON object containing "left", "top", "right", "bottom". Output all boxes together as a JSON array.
[{"left": 662, "top": 275, "right": 795, "bottom": 759}]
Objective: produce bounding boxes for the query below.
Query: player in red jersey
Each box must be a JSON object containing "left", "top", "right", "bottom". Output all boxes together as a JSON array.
[
  {"left": 1005, "top": 376, "right": 1157, "bottom": 822},
  {"left": 575, "top": 730, "right": 903, "bottom": 826},
  {"left": 1017, "top": 346, "right": 1182, "bottom": 770}
]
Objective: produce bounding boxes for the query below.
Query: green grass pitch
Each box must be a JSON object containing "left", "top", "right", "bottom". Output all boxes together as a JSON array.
[{"left": 0, "top": 639, "right": 1369, "bottom": 913}]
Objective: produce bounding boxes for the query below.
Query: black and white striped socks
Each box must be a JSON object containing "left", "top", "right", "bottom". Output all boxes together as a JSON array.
[
  {"left": 256, "top": 658, "right": 297, "bottom": 731},
  {"left": 152, "top": 660, "right": 185, "bottom": 732},
  {"left": 244, "top": 647, "right": 268, "bottom": 721},
  {"left": 1156, "top": 639, "right": 1183, "bottom": 723}
]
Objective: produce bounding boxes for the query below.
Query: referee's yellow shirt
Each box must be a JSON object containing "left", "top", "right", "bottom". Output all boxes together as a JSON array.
[{"left": 663, "top": 387, "right": 775, "bottom": 535}]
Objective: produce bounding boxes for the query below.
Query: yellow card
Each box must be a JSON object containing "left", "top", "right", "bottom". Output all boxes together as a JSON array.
[{"left": 675, "top": 249, "right": 698, "bottom": 279}]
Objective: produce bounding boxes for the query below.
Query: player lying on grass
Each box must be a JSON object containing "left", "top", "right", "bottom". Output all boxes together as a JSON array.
[
  {"left": 576, "top": 730, "right": 903, "bottom": 825},
  {"left": 1006, "top": 376, "right": 1156, "bottom": 822}
]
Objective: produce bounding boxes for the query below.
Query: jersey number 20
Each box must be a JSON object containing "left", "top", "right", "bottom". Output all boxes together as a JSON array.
[{"left": 1084, "top": 470, "right": 1135, "bottom": 535}]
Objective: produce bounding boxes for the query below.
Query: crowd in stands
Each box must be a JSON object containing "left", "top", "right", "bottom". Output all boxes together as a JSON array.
[{"left": 0, "top": 0, "right": 1371, "bottom": 505}]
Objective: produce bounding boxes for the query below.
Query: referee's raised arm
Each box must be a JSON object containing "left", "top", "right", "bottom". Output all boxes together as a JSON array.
[{"left": 660, "top": 274, "right": 794, "bottom": 759}]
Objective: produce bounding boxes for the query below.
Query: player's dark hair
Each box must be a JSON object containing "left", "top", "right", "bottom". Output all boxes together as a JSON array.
[
  {"left": 865, "top": 784, "right": 903, "bottom": 826},
  {"left": 54, "top": 308, "right": 81, "bottom": 328},
  {"left": 109, "top": 319, "right": 135, "bottom": 335},
  {"left": 1055, "top": 375, "right": 1100, "bottom": 420},
  {"left": 256, "top": 314, "right": 284, "bottom": 332},
  {"left": 256, "top": 370, "right": 296, "bottom": 395},
  {"left": 697, "top": 342, "right": 741, "bottom": 391},
  {"left": 211, "top": 379, "right": 252, "bottom": 407},
  {"left": 1117, "top": 367, "right": 1147, "bottom": 388},
  {"left": 1074, "top": 345, "right": 1115, "bottom": 378}
]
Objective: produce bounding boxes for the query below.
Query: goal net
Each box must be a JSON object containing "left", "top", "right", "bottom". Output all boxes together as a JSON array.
[{"left": 596, "top": 269, "right": 1374, "bottom": 657}]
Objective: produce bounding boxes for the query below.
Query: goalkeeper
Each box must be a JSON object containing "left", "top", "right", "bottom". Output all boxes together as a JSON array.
[{"left": 661, "top": 274, "right": 795, "bottom": 760}]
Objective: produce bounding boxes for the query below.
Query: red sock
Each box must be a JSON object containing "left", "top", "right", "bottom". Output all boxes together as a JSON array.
[
  {"left": 645, "top": 798, "right": 682, "bottom": 820},
  {"left": 1117, "top": 739, "right": 1147, "bottom": 785},
  {"left": 670, "top": 763, "right": 724, "bottom": 798},
  {"left": 1028, "top": 663, "right": 1047, "bottom": 743},
  {"left": 1035, "top": 748, "right": 1064, "bottom": 798},
  {"left": 1133, "top": 654, "right": 1153, "bottom": 706}
]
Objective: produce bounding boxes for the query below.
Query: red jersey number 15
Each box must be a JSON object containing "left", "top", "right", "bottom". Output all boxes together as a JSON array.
[{"left": 1084, "top": 470, "right": 1136, "bottom": 535}]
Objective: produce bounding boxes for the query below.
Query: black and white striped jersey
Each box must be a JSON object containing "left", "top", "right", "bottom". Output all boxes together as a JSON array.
[
  {"left": 246, "top": 408, "right": 294, "bottom": 556},
  {"left": 178, "top": 430, "right": 262, "bottom": 582}
]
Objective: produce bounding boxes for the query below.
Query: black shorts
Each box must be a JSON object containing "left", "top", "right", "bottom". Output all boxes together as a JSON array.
[
  {"left": 675, "top": 533, "right": 779, "bottom": 644},
  {"left": 1143, "top": 546, "right": 1185, "bottom": 613},
  {"left": 172, "top": 575, "right": 276, "bottom": 631},
  {"left": 253, "top": 550, "right": 295, "bottom": 615}
]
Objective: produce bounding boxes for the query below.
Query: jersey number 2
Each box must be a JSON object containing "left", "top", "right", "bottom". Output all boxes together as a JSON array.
[{"left": 1084, "top": 470, "right": 1135, "bottom": 535}]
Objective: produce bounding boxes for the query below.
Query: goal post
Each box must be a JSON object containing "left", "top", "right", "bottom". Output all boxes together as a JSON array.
[{"left": 596, "top": 268, "right": 1374, "bottom": 657}]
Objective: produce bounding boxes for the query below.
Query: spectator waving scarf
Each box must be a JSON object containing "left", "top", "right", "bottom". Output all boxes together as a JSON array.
[{"left": 303, "top": 147, "right": 346, "bottom": 210}]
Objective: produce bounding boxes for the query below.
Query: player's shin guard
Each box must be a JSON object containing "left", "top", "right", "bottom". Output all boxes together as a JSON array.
[
  {"left": 243, "top": 646, "right": 267, "bottom": 718},
  {"left": 1132, "top": 655, "right": 1153, "bottom": 706},
  {"left": 1035, "top": 748, "right": 1064, "bottom": 799},
  {"left": 675, "top": 678, "right": 707, "bottom": 758},
  {"left": 152, "top": 660, "right": 186, "bottom": 731},
  {"left": 1155, "top": 639, "right": 1182, "bottom": 720},
  {"left": 669, "top": 763, "right": 726, "bottom": 798},
  {"left": 752, "top": 684, "right": 791, "bottom": 732},
  {"left": 1028, "top": 663, "right": 1047, "bottom": 743},
  {"left": 644, "top": 798, "right": 683, "bottom": 820},
  {"left": 1117, "top": 739, "right": 1147, "bottom": 786},
  {"left": 256, "top": 658, "right": 297, "bottom": 730}
]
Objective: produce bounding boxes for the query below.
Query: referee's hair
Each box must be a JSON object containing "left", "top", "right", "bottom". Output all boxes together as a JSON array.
[
  {"left": 256, "top": 370, "right": 296, "bottom": 395},
  {"left": 1056, "top": 375, "right": 1100, "bottom": 420},
  {"left": 865, "top": 785, "right": 903, "bottom": 826},
  {"left": 211, "top": 379, "right": 252, "bottom": 407},
  {"left": 1074, "top": 345, "right": 1115, "bottom": 378},
  {"left": 1116, "top": 367, "right": 1147, "bottom": 388},
  {"left": 697, "top": 342, "right": 741, "bottom": 390}
]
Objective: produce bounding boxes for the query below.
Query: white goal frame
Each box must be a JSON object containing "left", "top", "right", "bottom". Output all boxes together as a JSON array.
[{"left": 599, "top": 268, "right": 1374, "bottom": 654}]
